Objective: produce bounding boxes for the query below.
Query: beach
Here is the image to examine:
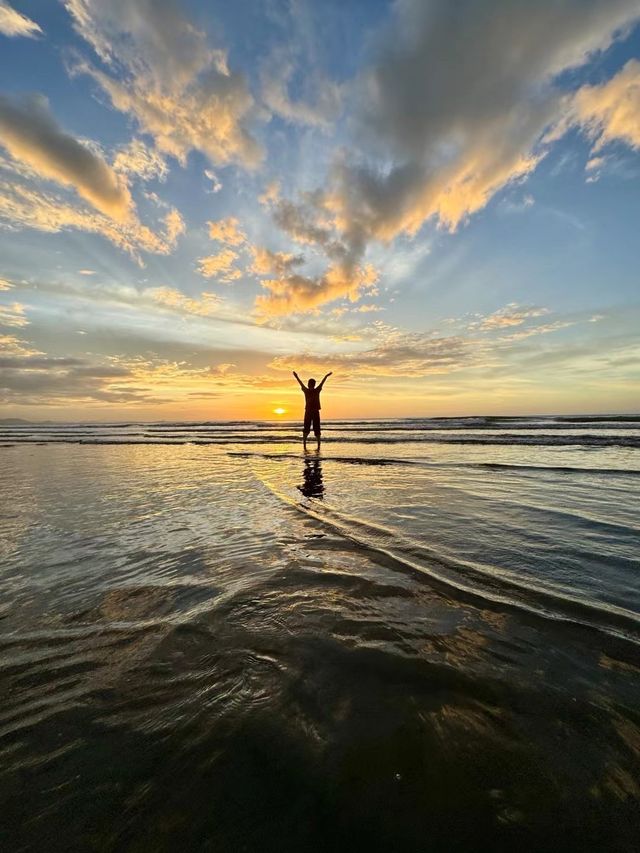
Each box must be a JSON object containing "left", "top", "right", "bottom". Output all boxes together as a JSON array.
[{"left": 1, "top": 416, "right": 639, "bottom": 851}]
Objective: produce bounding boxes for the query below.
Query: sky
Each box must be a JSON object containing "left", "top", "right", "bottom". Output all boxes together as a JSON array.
[{"left": 0, "top": 0, "right": 639, "bottom": 421}]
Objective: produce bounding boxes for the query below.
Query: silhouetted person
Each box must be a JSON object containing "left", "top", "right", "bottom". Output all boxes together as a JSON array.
[
  {"left": 298, "top": 456, "right": 324, "bottom": 499},
  {"left": 292, "top": 370, "right": 332, "bottom": 450}
]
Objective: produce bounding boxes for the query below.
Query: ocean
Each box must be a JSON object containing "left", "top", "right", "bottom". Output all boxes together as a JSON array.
[{"left": 1, "top": 416, "right": 639, "bottom": 851}]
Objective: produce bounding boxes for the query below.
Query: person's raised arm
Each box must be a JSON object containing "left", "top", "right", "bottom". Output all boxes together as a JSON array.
[
  {"left": 318, "top": 371, "right": 333, "bottom": 391},
  {"left": 293, "top": 370, "right": 306, "bottom": 390}
]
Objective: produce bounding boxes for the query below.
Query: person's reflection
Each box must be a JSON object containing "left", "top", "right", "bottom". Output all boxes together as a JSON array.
[{"left": 298, "top": 452, "right": 324, "bottom": 499}]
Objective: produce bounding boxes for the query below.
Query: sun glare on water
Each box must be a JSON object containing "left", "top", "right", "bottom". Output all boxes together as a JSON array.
[{"left": 273, "top": 408, "right": 287, "bottom": 415}]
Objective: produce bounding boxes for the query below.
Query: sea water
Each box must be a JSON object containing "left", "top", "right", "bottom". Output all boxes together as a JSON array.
[{"left": 0, "top": 416, "right": 638, "bottom": 851}]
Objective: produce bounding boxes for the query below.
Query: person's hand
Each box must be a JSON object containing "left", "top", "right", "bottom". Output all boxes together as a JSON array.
[
  {"left": 327, "top": 371, "right": 333, "bottom": 377},
  {"left": 293, "top": 371, "right": 298, "bottom": 377}
]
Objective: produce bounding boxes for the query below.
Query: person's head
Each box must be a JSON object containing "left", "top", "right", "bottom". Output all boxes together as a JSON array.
[{"left": 308, "top": 378, "right": 316, "bottom": 388}]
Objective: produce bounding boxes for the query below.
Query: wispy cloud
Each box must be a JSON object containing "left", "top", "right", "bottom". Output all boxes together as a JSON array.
[
  {"left": 0, "top": 178, "right": 181, "bottom": 262},
  {"left": 471, "top": 304, "right": 550, "bottom": 332},
  {"left": 145, "top": 286, "right": 223, "bottom": 317},
  {"left": 569, "top": 59, "right": 640, "bottom": 153},
  {"left": 113, "top": 138, "right": 168, "bottom": 182},
  {"left": 204, "top": 168, "right": 222, "bottom": 194},
  {"left": 0, "top": 301, "right": 29, "bottom": 327},
  {"left": 261, "top": 47, "right": 342, "bottom": 129},
  {"left": 65, "top": 0, "right": 262, "bottom": 168},
  {"left": 270, "top": 324, "right": 485, "bottom": 378},
  {"left": 197, "top": 248, "right": 241, "bottom": 281},
  {"left": 0, "top": 332, "right": 39, "bottom": 357},
  {"left": 0, "top": 1, "right": 42, "bottom": 39}
]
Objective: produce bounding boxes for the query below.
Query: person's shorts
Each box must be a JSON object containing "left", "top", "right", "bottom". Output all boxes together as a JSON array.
[{"left": 303, "top": 410, "right": 321, "bottom": 437}]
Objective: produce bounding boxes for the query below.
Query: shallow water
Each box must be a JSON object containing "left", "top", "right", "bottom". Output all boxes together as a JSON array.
[{"left": 1, "top": 417, "right": 639, "bottom": 851}]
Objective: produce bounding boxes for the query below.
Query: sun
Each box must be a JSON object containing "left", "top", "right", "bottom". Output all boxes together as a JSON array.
[{"left": 273, "top": 407, "right": 287, "bottom": 415}]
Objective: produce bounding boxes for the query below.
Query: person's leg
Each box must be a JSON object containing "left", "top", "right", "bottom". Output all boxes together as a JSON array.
[
  {"left": 303, "top": 411, "right": 311, "bottom": 449},
  {"left": 313, "top": 413, "right": 321, "bottom": 451}
]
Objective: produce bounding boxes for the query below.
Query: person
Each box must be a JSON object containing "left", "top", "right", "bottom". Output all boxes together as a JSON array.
[{"left": 292, "top": 370, "right": 332, "bottom": 450}]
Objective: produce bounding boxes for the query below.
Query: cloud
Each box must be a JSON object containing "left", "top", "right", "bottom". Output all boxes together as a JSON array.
[
  {"left": 113, "top": 138, "right": 168, "bottom": 181},
  {"left": 0, "top": 179, "right": 181, "bottom": 262},
  {"left": 0, "top": 302, "right": 29, "bottom": 327},
  {"left": 11, "top": 276, "right": 248, "bottom": 332},
  {"left": 197, "top": 248, "right": 241, "bottom": 281},
  {"left": 208, "top": 217, "right": 246, "bottom": 246},
  {"left": 496, "top": 319, "right": 575, "bottom": 343},
  {"left": 0, "top": 277, "right": 13, "bottom": 290},
  {"left": 0, "top": 115, "right": 183, "bottom": 260},
  {"left": 586, "top": 155, "right": 607, "bottom": 172},
  {"left": 271, "top": 195, "right": 340, "bottom": 253},
  {"left": 164, "top": 207, "right": 185, "bottom": 244},
  {"left": 261, "top": 48, "right": 342, "bottom": 128},
  {"left": 353, "top": 303, "right": 383, "bottom": 313},
  {"left": 0, "top": 1, "right": 42, "bottom": 38},
  {"left": 0, "top": 93, "right": 132, "bottom": 219},
  {"left": 0, "top": 343, "right": 244, "bottom": 408},
  {"left": 252, "top": 0, "right": 640, "bottom": 318},
  {"left": 0, "top": 355, "right": 85, "bottom": 369},
  {"left": 324, "top": 0, "right": 640, "bottom": 241},
  {"left": 471, "top": 304, "right": 551, "bottom": 332},
  {"left": 253, "top": 190, "right": 379, "bottom": 313},
  {"left": 204, "top": 168, "right": 222, "bottom": 193},
  {"left": 569, "top": 59, "right": 640, "bottom": 153},
  {"left": 145, "top": 286, "right": 223, "bottom": 317},
  {"left": 267, "top": 304, "right": 593, "bottom": 380},
  {"left": 0, "top": 332, "right": 39, "bottom": 356},
  {"left": 255, "top": 261, "right": 378, "bottom": 317},
  {"left": 250, "top": 246, "right": 304, "bottom": 277},
  {"left": 270, "top": 324, "right": 484, "bottom": 378},
  {"left": 65, "top": 0, "right": 262, "bottom": 168},
  {"left": 0, "top": 353, "right": 154, "bottom": 405}
]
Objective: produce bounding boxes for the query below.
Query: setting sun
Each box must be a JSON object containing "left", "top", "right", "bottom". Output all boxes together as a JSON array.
[{"left": 273, "top": 407, "right": 287, "bottom": 415}]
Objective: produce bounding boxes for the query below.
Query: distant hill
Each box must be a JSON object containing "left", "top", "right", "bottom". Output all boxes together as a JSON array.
[{"left": 0, "top": 418, "right": 32, "bottom": 424}]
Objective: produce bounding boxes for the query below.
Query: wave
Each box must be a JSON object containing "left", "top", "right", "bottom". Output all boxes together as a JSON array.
[
  {"left": 2, "top": 432, "right": 640, "bottom": 449},
  {"left": 2, "top": 415, "right": 639, "bottom": 433},
  {"left": 250, "top": 467, "right": 640, "bottom": 645},
  {"left": 228, "top": 451, "right": 640, "bottom": 477}
]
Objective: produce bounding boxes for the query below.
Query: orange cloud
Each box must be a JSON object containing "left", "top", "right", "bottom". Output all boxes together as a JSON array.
[
  {"left": 250, "top": 246, "right": 304, "bottom": 277},
  {"left": 208, "top": 217, "right": 246, "bottom": 245},
  {"left": 197, "top": 248, "right": 241, "bottom": 281},
  {"left": 164, "top": 208, "right": 185, "bottom": 245},
  {"left": 0, "top": 180, "right": 180, "bottom": 262},
  {"left": 571, "top": 59, "right": 640, "bottom": 152},
  {"left": 471, "top": 304, "right": 550, "bottom": 332},
  {"left": 255, "top": 262, "right": 378, "bottom": 317},
  {"left": 0, "top": 94, "right": 132, "bottom": 220}
]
